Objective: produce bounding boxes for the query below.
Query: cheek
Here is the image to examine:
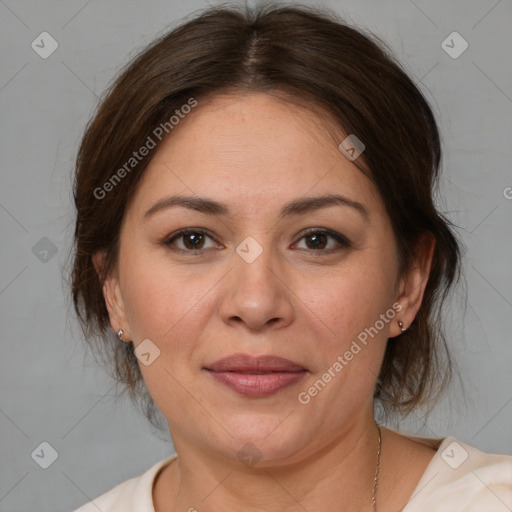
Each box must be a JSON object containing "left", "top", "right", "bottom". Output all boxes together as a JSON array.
[
  {"left": 118, "top": 257, "right": 215, "bottom": 407},
  {"left": 119, "top": 250, "right": 221, "bottom": 365},
  {"left": 118, "top": 248, "right": 177, "bottom": 330},
  {"left": 299, "top": 256, "right": 398, "bottom": 351},
  {"left": 293, "top": 264, "right": 395, "bottom": 420},
  {"left": 122, "top": 271, "right": 174, "bottom": 339}
]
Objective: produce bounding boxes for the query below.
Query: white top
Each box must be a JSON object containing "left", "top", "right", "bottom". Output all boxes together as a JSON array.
[{"left": 73, "top": 435, "right": 512, "bottom": 511}]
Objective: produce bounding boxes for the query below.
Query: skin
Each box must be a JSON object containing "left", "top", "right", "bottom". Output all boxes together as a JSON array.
[{"left": 97, "top": 92, "right": 437, "bottom": 511}]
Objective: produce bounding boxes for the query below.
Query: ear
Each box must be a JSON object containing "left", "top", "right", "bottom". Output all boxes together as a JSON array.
[
  {"left": 92, "top": 251, "right": 132, "bottom": 341},
  {"left": 390, "top": 233, "right": 436, "bottom": 338}
]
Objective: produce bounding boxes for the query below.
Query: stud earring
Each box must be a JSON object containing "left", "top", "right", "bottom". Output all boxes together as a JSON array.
[
  {"left": 117, "top": 329, "right": 124, "bottom": 341},
  {"left": 398, "top": 321, "right": 407, "bottom": 333}
]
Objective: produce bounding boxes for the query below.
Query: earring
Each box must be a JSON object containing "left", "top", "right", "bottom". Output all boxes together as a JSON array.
[
  {"left": 398, "top": 321, "right": 407, "bottom": 332},
  {"left": 117, "top": 329, "right": 124, "bottom": 341}
]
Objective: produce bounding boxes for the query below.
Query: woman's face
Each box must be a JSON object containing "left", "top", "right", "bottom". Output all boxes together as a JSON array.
[{"left": 103, "top": 92, "right": 417, "bottom": 465}]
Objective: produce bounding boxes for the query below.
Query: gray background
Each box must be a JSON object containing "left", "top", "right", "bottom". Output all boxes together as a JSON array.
[{"left": 1, "top": 0, "right": 511, "bottom": 511}]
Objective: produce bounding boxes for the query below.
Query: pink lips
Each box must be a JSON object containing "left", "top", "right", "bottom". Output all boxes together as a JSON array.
[{"left": 204, "top": 354, "right": 308, "bottom": 398}]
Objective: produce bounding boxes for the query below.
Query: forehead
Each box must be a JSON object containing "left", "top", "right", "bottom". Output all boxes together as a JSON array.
[{"left": 128, "top": 92, "right": 383, "bottom": 221}]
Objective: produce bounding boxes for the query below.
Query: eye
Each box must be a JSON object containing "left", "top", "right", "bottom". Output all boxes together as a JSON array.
[
  {"left": 294, "top": 228, "right": 351, "bottom": 252},
  {"left": 163, "top": 227, "right": 351, "bottom": 254},
  {"left": 164, "top": 228, "right": 220, "bottom": 252}
]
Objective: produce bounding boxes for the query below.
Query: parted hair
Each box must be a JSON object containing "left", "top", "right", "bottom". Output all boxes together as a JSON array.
[{"left": 71, "top": 1, "right": 462, "bottom": 429}]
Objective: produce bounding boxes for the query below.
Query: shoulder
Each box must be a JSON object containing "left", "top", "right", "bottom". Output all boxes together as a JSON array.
[
  {"left": 404, "top": 436, "right": 512, "bottom": 511},
  {"left": 72, "top": 455, "right": 177, "bottom": 512}
]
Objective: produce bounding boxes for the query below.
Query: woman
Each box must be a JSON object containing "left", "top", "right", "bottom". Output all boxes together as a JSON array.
[{"left": 71, "top": 3, "right": 512, "bottom": 511}]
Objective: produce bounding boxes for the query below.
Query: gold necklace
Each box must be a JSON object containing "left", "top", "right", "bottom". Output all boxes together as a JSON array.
[{"left": 371, "top": 424, "right": 382, "bottom": 510}]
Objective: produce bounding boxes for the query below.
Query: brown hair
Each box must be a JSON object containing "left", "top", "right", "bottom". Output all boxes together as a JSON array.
[{"left": 71, "top": 2, "right": 462, "bottom": 428}]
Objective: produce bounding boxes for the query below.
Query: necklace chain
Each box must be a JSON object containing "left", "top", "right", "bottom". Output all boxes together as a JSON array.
[{"left": 371, "top": 424, "right": 382, "bottom": 510}]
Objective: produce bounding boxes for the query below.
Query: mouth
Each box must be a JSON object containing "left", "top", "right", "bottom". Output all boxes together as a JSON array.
[{"left": 203, "top": 353, "right": 308, "bottom": 398}]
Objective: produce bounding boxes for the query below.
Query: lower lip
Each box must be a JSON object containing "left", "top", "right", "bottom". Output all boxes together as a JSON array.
[{"left": 206, "top": 370, "right": 307, "bottom": 397}]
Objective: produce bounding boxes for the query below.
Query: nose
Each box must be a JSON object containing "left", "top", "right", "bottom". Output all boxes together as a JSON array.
[{"left": 218, "top": 240, "right": 295, "bottom": 332}]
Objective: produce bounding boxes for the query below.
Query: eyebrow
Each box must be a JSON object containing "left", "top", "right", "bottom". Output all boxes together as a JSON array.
[{"left": 144, "top": 193, "right": 369, "bottom": 221}]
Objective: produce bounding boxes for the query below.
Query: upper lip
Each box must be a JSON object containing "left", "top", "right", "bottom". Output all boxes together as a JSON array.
[{"left": 204, "top": 353, "right": 306, "bottom": 373}]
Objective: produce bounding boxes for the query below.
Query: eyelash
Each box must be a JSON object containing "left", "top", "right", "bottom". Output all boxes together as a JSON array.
[{"left": 163, "top": 228, "right": 351, "bottom": 255}]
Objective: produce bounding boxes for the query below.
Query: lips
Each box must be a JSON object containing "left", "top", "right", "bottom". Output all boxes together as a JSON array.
[
  {"left": 204, "top": 354, "right": 308, "bottom": 398},
  {"left": 205, "top": 354, "right": 306, "bottom": 373}
]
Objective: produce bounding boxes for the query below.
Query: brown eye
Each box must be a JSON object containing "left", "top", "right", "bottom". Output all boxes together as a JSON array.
[
  {"left": 164, "top": 229, "right": 218, "bottom": 252},
  {"left": 305, "top": 232, "right": 328, "bottom": 250},
  {"left": 182, "top": 232, "right": 206, "bottom": 250},
  {"left": 294, "top": 229, "right": 351, "bottom": 252}
]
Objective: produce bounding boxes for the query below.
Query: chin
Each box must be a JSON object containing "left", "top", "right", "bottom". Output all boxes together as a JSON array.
[{"left": 212, "top": 413, "right": 311, "bottom": 465}]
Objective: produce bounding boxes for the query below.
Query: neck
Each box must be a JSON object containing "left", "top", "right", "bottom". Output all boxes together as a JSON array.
[{"left": 159, "top": 416, "right": 380, "bottom": 512}]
